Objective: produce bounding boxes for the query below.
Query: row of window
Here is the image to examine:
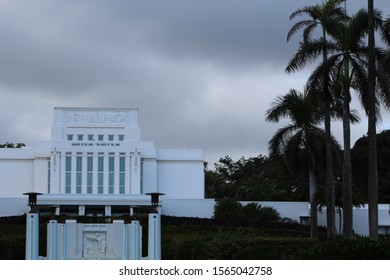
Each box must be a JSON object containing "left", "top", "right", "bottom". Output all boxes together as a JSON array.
[
  {"left": 65, "top": 153, "right": 127, "bottom": 194},
  {"left": 67, "top": 134, "right": 125, "bottom": 142}
]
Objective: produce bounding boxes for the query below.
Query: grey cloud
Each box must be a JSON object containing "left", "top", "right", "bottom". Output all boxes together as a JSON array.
[{"left": 0, "top": 0, "right": 388, "bottom": 166}]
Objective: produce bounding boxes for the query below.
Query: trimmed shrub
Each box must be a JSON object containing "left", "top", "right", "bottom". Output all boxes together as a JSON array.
[
  {"left": 213, "top": 198, "right": 244, "bottom": 226},
  {"left": 213, "top": 199, "right": 281, "bottom": 226}
]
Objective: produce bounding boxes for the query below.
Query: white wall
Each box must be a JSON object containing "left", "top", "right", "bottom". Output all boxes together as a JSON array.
[
  {"left": 0, "top": 198, "right": 29, "bottom": 216},
  {"left": 157, "top": 161, "right": 204, "bottom": 199},
  {"left": 0, "top": 158, "right": 34, "bottom": 197},
  {"left": 156, "top": 149, "right": 204, "bottom": 200},
  {"left": 162, "top": 199, "right": 215, "bottom": 218}
]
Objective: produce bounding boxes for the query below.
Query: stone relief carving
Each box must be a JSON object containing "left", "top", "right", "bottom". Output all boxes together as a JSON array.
[{"left": 83, "top": 232, "right": 107, "bottom": 259}]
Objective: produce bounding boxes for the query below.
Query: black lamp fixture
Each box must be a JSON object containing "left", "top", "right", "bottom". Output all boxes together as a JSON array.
[
  {"left": 23, "top": 192, "right": 42, "bottom": 213},
  {"left": 145, "top": 192, "right": 165, "bottom": 213}
]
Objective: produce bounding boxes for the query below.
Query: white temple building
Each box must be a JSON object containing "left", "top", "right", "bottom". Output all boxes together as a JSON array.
[
  {"left": 0, "top": 107, "right": 214, "bottom": 217},
  {"left": 4, "top": 107, "right": 390, "bottom": 236}
]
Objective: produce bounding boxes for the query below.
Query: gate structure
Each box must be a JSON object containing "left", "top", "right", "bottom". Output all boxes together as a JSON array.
[{"left": 26, "top": 213, "right": 161, "bottom": 260}]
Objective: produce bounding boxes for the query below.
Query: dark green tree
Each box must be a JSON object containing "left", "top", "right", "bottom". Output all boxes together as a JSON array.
[
  {"left": 352, "top": 130, "right": 390, "bottom": 204},
  {"left": 0, "top": 143, "right": 25, "bottom": 148},
  {"left": 205, "top": 155, "right": 307, "bottom": 201}
]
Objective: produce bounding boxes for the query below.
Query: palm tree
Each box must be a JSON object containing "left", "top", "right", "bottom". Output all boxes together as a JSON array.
[
  {"left": 306, "top": 7, "right": 390, "bottom": 237},
  {"left": 286, "top": 0, "right": 346, "bottom": 240},
  {"left": 265, "top": 89, "right": 342, "bottom": 238},
  {"left": 306, "top": 8, "right": 371, "bottom": 238}
]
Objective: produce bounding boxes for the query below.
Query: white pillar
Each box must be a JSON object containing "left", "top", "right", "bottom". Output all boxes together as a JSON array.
[
  {"left": 129, "top": 220, "right": 141, "bottom": 260},
  {"left": 93, "top": 153, "right": 98, "bottom": 194},
  {"left": 60, "top": 152, "right": 66, "bottom": 193},
  {"left": 78, "top": 205, "right": 85, "bottom": 216},
  {"left": 114, "top": 153, "right": 120, "bottom": 194},
  {"left": 25, "top": 213, "right": 39, "bottom": 260},
  {"left": 71, "top": 153, "right": 76, "bottom": 194},
  {"left": 47, "top": 220, "right": 58, "bottom": 260},
  {"left": 105, "top": 205, "right": 111, "bottom": 216},
  {"left": 131, "top": 151, "right": 141, "bottom": 194},
  {"left": 103, "top": 153, "right": 109, "bottom": 194},
  {"left": 125, "top": 153, "right": 131, "bottom": 194},
  {"left": 148, "top": 213, "right": 161, "bottom": 260}
]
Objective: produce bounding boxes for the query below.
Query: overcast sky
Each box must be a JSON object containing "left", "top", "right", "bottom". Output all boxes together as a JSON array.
[{"left": 0, "top": 0, "right": 389, "bottom": 167}]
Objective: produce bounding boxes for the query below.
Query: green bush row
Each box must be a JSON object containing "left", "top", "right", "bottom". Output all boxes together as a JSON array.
[
  {"left": 301, "top": 236, "right": 390, "bottom": 259},
  {"left": 213, "top": 199, "right": 281, "bottom": 226},
  {"left": 162, "top": 228, "right": 390, "bottom": 259}
]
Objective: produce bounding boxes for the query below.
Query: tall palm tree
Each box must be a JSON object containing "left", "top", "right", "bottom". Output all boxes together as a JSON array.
[
  {"left": 305, "top": 7, "right": 390, "bottom": 237},
  {"left": 307, "top": 8, "right": 370, "bottom": 238},
  {"left": 286, "top": 0, "right": 346, "bottom": 240},
  {"left": 265, "top": 89, "right": 342, "bottom": 238}
]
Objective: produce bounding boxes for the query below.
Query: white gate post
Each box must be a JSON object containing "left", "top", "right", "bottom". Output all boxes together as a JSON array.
[
  {"left": 148, "top": 213, "right": 161, "bottom": 260},
  {"left": 25, "top": 213, "right": 39, "bottom": 260},
  {"left": 47, "top": 220, "right": 58, "bottom": 259},
  {"left": 24, "top": 192, "right": 42, "bottom": 260},
  {"left": 130, "top": 220, "right": 141, "bottom": 260}
]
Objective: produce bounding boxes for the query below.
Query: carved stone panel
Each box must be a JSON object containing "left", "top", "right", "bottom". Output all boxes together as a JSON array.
[{"left": 82, "top": 231, "right": 107, "bottom": 259}]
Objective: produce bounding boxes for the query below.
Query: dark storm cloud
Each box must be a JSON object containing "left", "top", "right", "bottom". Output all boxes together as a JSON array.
[{"left": 0, "top": 0, "right": 388, "bottom": 165}]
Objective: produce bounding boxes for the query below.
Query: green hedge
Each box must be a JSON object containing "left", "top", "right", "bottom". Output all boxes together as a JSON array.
[
  {"left": 2, "top": 215, "right": 390, "bottom": 260},
  {"left": 162, "top": 227, "right": 316, "bottom": 259},
  {"left": 0, "top": 235, "right": 25, "bottom": 260},
  {"left": 162, "top": 225, "right": 390, "bottom": 260},
  {"left": 301, "top": 237, "right": 390, "bottom": 259}
]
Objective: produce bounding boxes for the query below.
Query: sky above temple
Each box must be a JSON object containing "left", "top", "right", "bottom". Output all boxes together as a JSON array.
[{"left": 0, "top": 0, "right": 389, "bottom": 167}]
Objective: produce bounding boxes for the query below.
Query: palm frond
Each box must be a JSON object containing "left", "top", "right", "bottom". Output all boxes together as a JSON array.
[{"left": 286, "top": 39, "right": 325, "bottom": 74}]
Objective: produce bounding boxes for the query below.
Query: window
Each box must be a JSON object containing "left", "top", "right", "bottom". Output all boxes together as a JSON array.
[
  {"left": 67, "top": 134, "right": 73, "bottom": 141},
  {"left": 87, "top": 154, "right": 93, "bottom": 194},
  {"left": 108, "top": 153, "right": 115, "bottom": 194},
  {"left": 98, "top": 135, "right": 104, "bottom": 141},
  {"left": 48, "top": 159, "right": 51, "bottom": 193},
  {"left": 119, "top": 154, "right": 125, "bottom": 194},
  {"left": 88, "top": 134, "right": 94, "bottom": 141},
  {"left": 98, "top": 154, "right": 104, "bottom": 194},
  {"left": 108, "top": 135, "right": 114, "bottom": 141},
  {"left": 65, "top": 153, "right": 72, "bottom": 193},
  {"left": 140, "top": 159, "right": 144, "bottom": 194},
  {"left": 118, "top": 135, "right": 125, "bottom": 141},
  {"left": 77, "top": 134, "right": 84, "bottom": 141},
  {"left": 76, "top": 154, "right": 82, "bottom": 194}
]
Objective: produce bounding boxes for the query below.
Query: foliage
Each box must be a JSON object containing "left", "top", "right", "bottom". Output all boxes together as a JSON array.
[
  {"left": 3, "top": 215, "right": 390, "bottom": 260},
  {"left": 352, "top": 130, "right": 390, "bottom": 203},
  {"left": 212, "top": 198, "right": 243, "bottom": 226},
  {"left": 205, "top": 155, "right": 308, "bottom": 201},
  {"left": 162, "top": 221, "right": 390, "bottom": 259},
  {"left": 0, "top": 142, "right": 25, "bottom": 148},
  {"left": 213, "top": 198, "right": 281, "bottom": 226},
  {"left": 0, "top": 235, "right": 25, "bottom": 260},
  {"left": 300, "top": 236, "right": 390, "bottom": 259}
]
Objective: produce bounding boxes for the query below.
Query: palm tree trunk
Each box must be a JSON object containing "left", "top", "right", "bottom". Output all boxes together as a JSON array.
[
  {"left": 342, "top": 84, "right": 353, "bottom": 238},
  {"left": 309, "top": 166, "right": 318, "bottom": 239},
  {"left": 323, "top": 34, "right": 336, "bottom": 241},
  {"left": 367, "top": 0, "right": 378, "bottom": 239}
]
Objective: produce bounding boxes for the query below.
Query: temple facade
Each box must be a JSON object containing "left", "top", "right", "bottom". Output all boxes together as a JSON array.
[{"left": 0, "top": 107, "right": 212, "bottom": 217}]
